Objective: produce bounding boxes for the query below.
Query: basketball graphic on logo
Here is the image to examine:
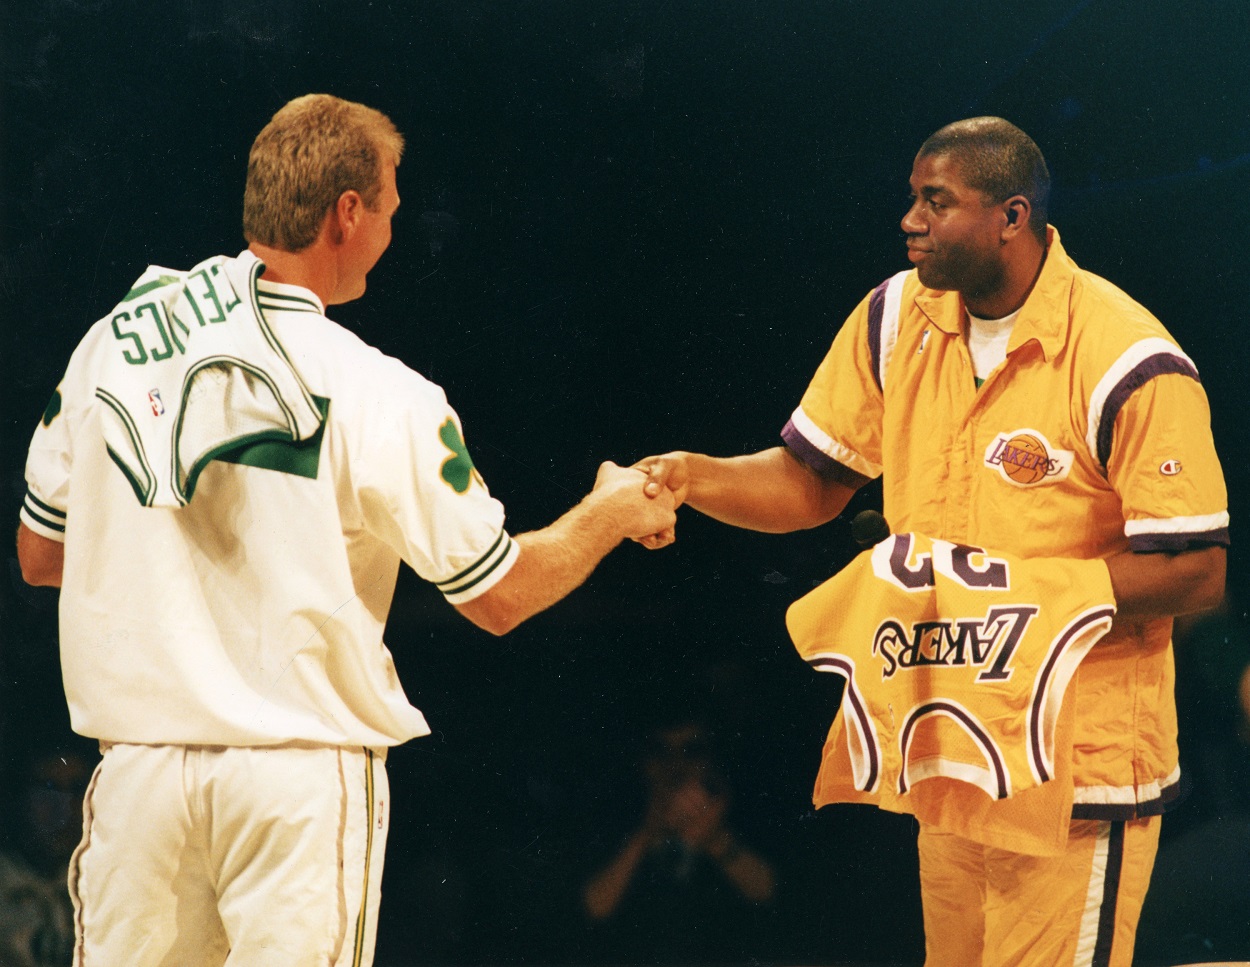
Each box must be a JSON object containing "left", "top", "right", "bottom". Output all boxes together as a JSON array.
[
  {"left": 1001, "top": 434, "right": 1049, "bottom": 484},
  {"left": 984, "top": 428, "right": 1073, "bottom": 487}
]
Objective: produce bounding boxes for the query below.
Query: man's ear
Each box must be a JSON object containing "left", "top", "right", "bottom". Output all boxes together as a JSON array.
[
  {"left": 1003, "top": 196, "right": 1030, "bottom": 238},
  {"left": 329, "top": 190, "right": 365, "bottom": 244}
]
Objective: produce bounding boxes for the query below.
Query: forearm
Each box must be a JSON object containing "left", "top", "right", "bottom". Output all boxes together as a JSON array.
[
  {"left": 508, "top": 505, "right": 627, "bottom": 617},
  {"left": 1105, "top": 545, "right": 1226, "bottom": 621},
  {"left": 582, "top": 829, "right": 652, "bottom": 920},
  {"left": 705, "top": 831, "right": 776, "bottom": 904},
  {"left": 16, "top": 524, "right": 64, "bottom": 588},
  {"left": 681, "top": 447, "right": 856, "bottom": 533},
  {"left": 457, "top": 499, "right": 625, "bottom": 635},
  {"left": 455, "top": 461, "right": 676, "bottom": 634}
]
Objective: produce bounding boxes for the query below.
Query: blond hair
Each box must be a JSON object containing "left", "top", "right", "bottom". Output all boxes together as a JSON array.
[{"left": 242, "top": 94, "right": 405, "bottom": 251}]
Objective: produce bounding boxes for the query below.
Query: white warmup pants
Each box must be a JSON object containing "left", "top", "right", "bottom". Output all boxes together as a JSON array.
[{"left": 70, "top": 743, "right": 389, "bottom": 967}]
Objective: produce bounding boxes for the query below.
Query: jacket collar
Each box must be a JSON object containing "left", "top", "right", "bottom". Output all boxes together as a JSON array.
[{"left": 915, "top": 226, "right": 1074, "bottom": 361}]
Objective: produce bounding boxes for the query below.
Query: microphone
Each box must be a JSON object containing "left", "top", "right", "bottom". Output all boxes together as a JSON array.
[{"left": 850, "top": 509, "right": 891, "bottom": 548}]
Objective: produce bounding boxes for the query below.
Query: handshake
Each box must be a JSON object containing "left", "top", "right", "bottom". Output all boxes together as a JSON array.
[{"left": 588, "top": 451, "right": 690, "bottom": 550}]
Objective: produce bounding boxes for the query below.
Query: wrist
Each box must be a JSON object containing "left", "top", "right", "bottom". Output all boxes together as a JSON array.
[
  {"left": 571, "top": 489, "right": 631, "bottom": 547},
  {"left": 679, "top": 450, "right": 709, "bottom": 506}
]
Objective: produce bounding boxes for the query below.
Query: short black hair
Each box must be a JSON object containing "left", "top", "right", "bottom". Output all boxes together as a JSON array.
[{"left": 918, "top": 117, "right": 1050, "bottom": 242}]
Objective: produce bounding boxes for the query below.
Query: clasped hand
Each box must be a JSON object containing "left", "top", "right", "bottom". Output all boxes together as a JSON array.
[
  {"left": 629, "top": 451, "right": 690, "bottom": 550},
  {"left": 583, "top": 454, "right": 687, "bottom": 549}
]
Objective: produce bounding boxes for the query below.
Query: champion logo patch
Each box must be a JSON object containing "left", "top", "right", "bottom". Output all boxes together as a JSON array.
[
  {"left": 984, "top": 429, "right": 1074, "bottom": 487},
  {"left": 1160, "top": 460, "right": 1182, "bottom": 476}
]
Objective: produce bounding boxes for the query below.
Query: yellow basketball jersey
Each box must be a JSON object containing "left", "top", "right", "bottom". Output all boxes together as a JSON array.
[{"left": 788, "top": 534, "right": 1116, "bottom": 855}]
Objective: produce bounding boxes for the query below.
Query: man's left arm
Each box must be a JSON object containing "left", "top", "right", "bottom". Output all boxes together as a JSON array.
[
  {"left": 1102, "top": 359, "right": 1229, "bottom": 622},
  {"left": 1106, "top": 545, "right": 1225, "bottom": 621},
  {"left": 16, "top": 523, "right": 64, "bottom": 588}
]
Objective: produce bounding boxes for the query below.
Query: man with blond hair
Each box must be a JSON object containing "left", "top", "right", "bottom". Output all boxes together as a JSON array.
[{"left": 16, "top": 94, "right": 674, "bottom": 966}]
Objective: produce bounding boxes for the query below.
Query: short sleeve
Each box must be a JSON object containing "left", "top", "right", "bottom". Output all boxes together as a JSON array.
[
  {"left": 21, "top": 383, "right": 74, "bottom": 542},
  {"left": 353, "top": 370, "right": 518, "bottom": 604},
  {"left": 1104, "top": 371, "right": 1229, "bottom": 552},
  {"left": 781, "top": 284, "right": 887, "bottom": 481}
]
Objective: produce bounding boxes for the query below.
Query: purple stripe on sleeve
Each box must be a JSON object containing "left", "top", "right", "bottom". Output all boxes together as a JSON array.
[
  {"left": 866, "top": 280, "right": 888, "bottom": 392},
  {"left": 781, "top": 418, "right": 840, "bottom": 475},
  {"left": 1128, "top": 527, "right": 1230, "bottom": 553},
  {"left": 1096, "top": 354, "right": 1200, "bottom": 468},
  {"left": 781, "top": 420, "right": 876, "bottom": 487}
]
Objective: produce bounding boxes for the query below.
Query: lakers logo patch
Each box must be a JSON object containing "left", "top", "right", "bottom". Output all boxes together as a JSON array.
[{"left": 984, "top": 429, "right": 1073, "bottom": 487}]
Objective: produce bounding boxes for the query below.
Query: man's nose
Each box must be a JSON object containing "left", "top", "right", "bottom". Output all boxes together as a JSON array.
[{"left": 901, "top": 203, "right": 926, "bottom": 236}]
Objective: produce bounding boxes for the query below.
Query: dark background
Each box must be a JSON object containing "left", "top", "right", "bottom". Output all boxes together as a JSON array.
[{"left": 3, "top": 2, "right": 1249, "bottom": 964}]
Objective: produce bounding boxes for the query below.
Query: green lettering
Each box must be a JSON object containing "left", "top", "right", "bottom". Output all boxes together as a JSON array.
[
  {"left": 171, "top": 310, "right": 191, "bottom": 344},
  {"left": 111, "top": 310, "right": 147, "bottom": 365},
  {"left": 137, "top": 302, "right": 176, "bottom": 361},
  {"left": 183, "top": 285, "right": 209, "bottom": 327},
  {"left": 191, "top": 268, "right": 227, "bottom": 323},
  {"left": 210, "top": 263, "right": 241, "bottom": 313},
  {"left": 157, "top": 302, "right": 187, "bottom": 355}
]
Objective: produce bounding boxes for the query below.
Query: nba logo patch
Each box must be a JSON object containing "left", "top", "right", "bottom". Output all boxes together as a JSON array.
[
  {"left": 148, "top": 388, "right": 165, "bottom": 417},
  {"left": 984, "top": 429, "right": 1073, "bottom": 487}
]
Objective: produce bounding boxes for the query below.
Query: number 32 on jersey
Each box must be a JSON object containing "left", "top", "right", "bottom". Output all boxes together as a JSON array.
[{"left": 868, "top": 534, "right": 1036, "bottom": 683}]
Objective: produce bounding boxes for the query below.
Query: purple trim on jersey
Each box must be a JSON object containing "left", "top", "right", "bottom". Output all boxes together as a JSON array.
[
  {"left": 1029, "top": 607, "right": 1116, "bottom": 783},
  {"left": 1070, "top": 774, "right": 1184, "bottom": 821},
  {"left": 1128, "top": 527, "right": 1230, "bottom": 553},
  {"left": 1096, "top": 353, "right": 1200, "bottom": 469},
  {"left": 866, "top": 279, "right": 888, "bottom": 392},
  {"left": 898, "top": 701, "right": 1008, "bottom": 799},
  {"left": 781, "top": 419, "right": 840, "bottom": 476},
  {"left": 1091, "top": 821, "right": 1126, "bottom": 967},
  {"left": 807, "top": 655, "right": 880, "bottom": 793}
]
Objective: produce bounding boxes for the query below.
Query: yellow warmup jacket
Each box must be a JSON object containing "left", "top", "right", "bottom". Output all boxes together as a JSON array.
[{"left": 782, "top": 228, "right": 1228, "bottom": 825}]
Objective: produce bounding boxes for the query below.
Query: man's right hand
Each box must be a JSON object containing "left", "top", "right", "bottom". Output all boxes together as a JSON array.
[
  {"left": 629, "top": 452, "right": 691, "bottom": 549},
  {"left": 590, "top": 461, "right": 678, "bottom": 543},
  {"left": 634, "top": 451, "right": 690, "bottom": 505}
]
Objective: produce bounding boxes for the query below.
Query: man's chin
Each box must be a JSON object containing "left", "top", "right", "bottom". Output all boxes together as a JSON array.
[
  {"left": 915, "top": 266, "right": 955, "bottom": 292},
  {"left": 328, "top": 281, "right": 367, "bottom": 306}
]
